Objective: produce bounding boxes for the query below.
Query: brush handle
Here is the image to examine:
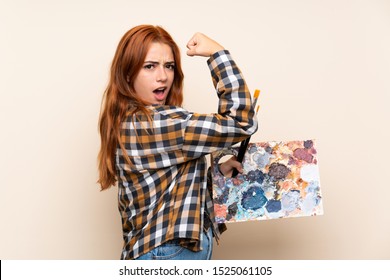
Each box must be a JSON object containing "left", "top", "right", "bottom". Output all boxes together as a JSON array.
[
  {"left": 231, "top": 89, "right": 259, "bottom": 177},
  {"left": 232, "top": 136, "right": 250, "bottom": 177}
]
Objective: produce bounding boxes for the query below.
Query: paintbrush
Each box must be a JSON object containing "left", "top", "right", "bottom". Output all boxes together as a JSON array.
[{"left": 232, "top": 89, "right": 260, "bottom": 177}]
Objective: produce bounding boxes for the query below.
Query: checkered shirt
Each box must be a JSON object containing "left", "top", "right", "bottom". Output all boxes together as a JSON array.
[{"left": 116, "top": 50, "right": 258, "bottom": 259}]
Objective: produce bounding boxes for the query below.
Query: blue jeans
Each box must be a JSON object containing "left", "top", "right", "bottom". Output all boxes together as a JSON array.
[{"left": 135, "top": 228, "right": 213, "bottom": 260}]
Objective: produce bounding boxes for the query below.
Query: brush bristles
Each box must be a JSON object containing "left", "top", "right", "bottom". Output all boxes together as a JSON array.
[{"left": 254, "top": 89, "right": 260, "bottom": 98}]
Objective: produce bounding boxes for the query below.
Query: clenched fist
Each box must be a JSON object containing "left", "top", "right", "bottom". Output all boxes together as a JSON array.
[{"left": 186, "top": 32, "right": 224, "bottom": 57}]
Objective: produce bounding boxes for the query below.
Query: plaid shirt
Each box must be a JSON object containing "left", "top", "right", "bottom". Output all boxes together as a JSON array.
[{"left": 116, "top": 50, "right": 258, "bottom": 259}]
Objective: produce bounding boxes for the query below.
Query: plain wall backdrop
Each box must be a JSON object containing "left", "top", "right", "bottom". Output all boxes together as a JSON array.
[{"left": 1, "top": 0, "right": 389, "bottom": 259}]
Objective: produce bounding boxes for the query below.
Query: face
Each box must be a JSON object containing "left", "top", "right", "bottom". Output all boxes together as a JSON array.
[{"left": 133, "top": 42, "right": 175, "bottom": 105}]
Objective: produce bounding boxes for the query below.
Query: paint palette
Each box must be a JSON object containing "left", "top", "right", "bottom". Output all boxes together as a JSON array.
[{"left": 211, "top": 140, "right": 323, "bottom": 223}]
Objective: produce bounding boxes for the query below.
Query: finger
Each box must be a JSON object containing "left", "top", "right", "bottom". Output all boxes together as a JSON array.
[
  {"left": 227, "top": 158, "right": 243, "bottom": 173},
  {"left": 186, "top": 40, "right": 195, "bottom": 50},
  {"left": 186, "top": 37, "right": 198, "bottom": 56},
  {"left": 186, "top": 34, "right": 198, "bottom": 49},
  {"left": 186, "top": 46, "right": 196, "bottom": 56},
  {"left": 232, "top": 162, "right": 244, "bottom": 173}
]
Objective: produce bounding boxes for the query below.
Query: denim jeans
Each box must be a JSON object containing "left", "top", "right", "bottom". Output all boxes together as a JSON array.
[{"left": 135, "top": 228, "right": 213, "bottom": 260}]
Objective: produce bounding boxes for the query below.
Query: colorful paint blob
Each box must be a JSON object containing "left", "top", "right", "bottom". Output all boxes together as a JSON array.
[{"left": 211, "top": 140, "right": 323, "bottom": 223}]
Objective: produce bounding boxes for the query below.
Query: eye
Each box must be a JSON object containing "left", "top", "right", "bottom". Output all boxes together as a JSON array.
[
  {"left": 166, "top": 64, "right": 175, "bottom": 70},
  {"left": 144, "top": 64, "right": 154, "bottom": 70}
]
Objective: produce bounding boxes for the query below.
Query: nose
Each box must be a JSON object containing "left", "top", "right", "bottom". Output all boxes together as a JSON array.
[{"left": 156, "top": 66, "right": 168, "bottom": 82}]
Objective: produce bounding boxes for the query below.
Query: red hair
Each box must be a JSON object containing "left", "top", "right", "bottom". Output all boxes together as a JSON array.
[{"left": 98, "top": 25, "right": 184, "bottom": 190}]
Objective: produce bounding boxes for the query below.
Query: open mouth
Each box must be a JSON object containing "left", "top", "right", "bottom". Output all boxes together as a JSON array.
[{"left": 153, "top": 87, "right": 167, "bottom": 100}]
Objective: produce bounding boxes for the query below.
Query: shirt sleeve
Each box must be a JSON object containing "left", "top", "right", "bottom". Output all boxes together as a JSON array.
[{"left": 181, "top": 50, "right": 257, "bottom": 160}]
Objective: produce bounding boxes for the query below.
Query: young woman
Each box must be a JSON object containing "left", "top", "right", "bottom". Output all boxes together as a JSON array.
[{"left": 98, "top": 25, "right": 257, "bottom": 260}]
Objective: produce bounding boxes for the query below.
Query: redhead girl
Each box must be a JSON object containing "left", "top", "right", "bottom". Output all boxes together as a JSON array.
[{"left": 98, "top": 25, "right": 257, "bottom": 260}]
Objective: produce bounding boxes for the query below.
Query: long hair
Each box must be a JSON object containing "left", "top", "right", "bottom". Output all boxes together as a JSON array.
[{"left": 98, "top": 25, "right": 184, "bottom": 190}]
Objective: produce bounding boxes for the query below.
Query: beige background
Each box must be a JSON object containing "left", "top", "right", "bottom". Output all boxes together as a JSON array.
[{"left": 1, "top": 0, "right": 389, "bottom": 259}]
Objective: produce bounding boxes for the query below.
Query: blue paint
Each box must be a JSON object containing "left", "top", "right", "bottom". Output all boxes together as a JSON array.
[
  {"left": 214, "top": 187, "right": 230, "bottom": 204},
  {"left": 304, "top": 140, "right": 314, "bottom": 149},
  {"left": 248, "top": 145, "right": 258, "bottom": 154},
  {"left": 259, "top": 179, "right": 277, "bottom": 194},
  {"left": 281, "top": 190, "right": 300, "bottom": 212},
  {"left": 301, "top": 192, "right": 320, "bottom": 213},
  {"left": 256, "top": 171, "right": 265, "bottom": 184},
  {"left": 306, "top": 181, "right": 320, "bottom": 193},
  {"left": 253, "top": 151, "right": 272, "bottom": 169},
  {"left": 246, "top": 169, "right": 265, "bottom": 184},
  {"left": 228, "top": 202, "right": 238, "bottom": 217},
  {"left": 241, "top": 186, "right": 268, "bottom": 210},
  {"left": 265, "top": 199, "right": 282, "bottom": 213}
]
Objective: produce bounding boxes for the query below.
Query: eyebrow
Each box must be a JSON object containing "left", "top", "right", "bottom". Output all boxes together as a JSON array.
[{"left": 144, "top": 60, "right": 175, "bottom": 64}]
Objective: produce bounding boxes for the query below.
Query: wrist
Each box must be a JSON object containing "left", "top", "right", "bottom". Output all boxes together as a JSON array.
[{"left": 210, "top": 46, "right": 224, "bottom": 57}]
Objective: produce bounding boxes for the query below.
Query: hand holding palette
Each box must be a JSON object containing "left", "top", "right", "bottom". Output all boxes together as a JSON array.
[{"left": 211, "top": 140, "right": 323, "bottom": 223}]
